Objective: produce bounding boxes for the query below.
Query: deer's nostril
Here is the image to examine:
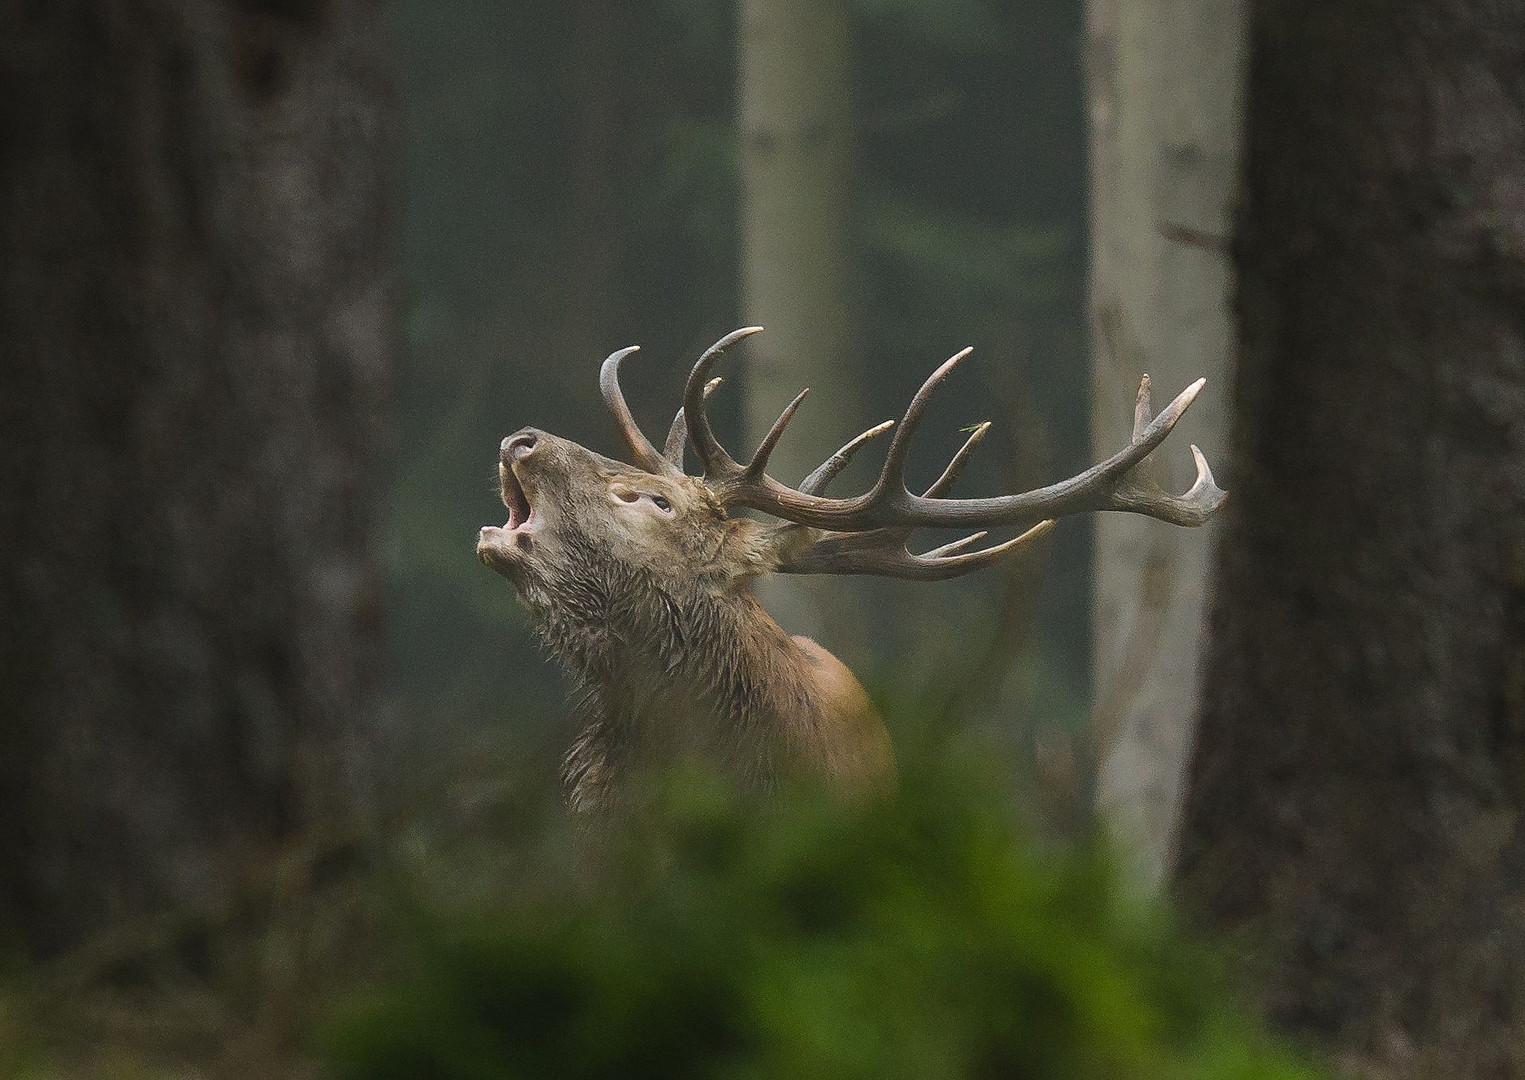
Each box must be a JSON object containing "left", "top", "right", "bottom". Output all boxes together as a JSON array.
[{"left": 502, "top": 433, "right": 539, "bottom": 461}]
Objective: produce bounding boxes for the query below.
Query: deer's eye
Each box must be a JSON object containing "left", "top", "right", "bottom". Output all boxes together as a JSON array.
[{"left": 611, "top": 487, "right": 672, "bottom": 514}]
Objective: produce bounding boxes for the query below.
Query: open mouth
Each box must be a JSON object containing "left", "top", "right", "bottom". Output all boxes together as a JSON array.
[
  {"left": 479, "top": 459, "right": 539, "bottom": 573},
  {"left": 501, "top": 463, "right": 534, "bottom": 531}
]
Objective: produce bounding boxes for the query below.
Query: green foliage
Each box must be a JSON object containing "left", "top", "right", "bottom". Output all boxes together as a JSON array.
[{"left": 317, "top": 748, "right": 1323, "bottom": 1080}]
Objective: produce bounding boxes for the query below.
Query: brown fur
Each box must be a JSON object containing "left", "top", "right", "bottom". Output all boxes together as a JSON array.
[{"left": 478, "top": 430, "right": 893, "bottom": 818}]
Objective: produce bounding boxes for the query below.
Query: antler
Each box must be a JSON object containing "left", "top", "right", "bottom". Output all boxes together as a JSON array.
[
  {"left": 600, "top": 346, "right": 682, "bottom": 476},
  {"left": 768, "top": 417, "right": 1056, "bottom": 579},
  {"left": 596, "top": 328, "right": 1225, "bottom": 580},
  {"left": 675, "top": 328, "right": 1226, "bottom": 578},
  {"left": 601, "top": 343, "right": 731, "bottom": 474}
]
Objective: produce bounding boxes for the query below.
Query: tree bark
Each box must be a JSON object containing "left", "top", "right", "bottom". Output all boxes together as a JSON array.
[
  {"left": 1176, "top": 4, "right": 1525, "bottom": 1074},
  {"left": 1085, "top": 0, "right": 1246, "bottom": 888},
  {"left": 736, "top": 0, "right": 864, "bottom": 652},
  {"left": 0, "top": 0, "right": 395, "bottom": 955}
]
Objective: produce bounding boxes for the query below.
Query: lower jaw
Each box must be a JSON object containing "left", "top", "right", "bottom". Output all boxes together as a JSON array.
[{"left": 477, "top": 536, "right": 519, "bottom": 573}]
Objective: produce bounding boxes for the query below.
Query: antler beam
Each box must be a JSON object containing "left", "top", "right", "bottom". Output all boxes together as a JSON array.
[
  {"left": 679, "top": 329, "right": 1226, "bottom": 536},
  {"left": 597, "top": 328, "right": 1225, "bottom": 581}
]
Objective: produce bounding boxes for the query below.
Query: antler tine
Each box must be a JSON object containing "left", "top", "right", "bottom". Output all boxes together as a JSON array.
[
  {"left": 1133, "top": 373, "right": 1154, "bottom": 440},
  {"left": 742, "top": 388, "right": 810, "bottom": 483},
  {"left": 725, "top": 364, "right": 1219, "bottom": 533},
  {"left": 920, "top": 530, "right": 989, "bottom": 558},
  {"left": 664, "top": 377, "right": 722, "bottom": 467},
  {"left": 799, "top": 420, "right": 895, "bottom": 496},
  {"left": 1110, "top": 442, "right": 1227, "bottom": 526},
  {"left": 600, "top": 345, "right": 680, "bottom": 476},
  {"left": 904, "top": 519, "right": 1056, "bottom": 579},
  {"left": 1069, "top": 374, "right": 1225, "bottom": 525},
  {"left": 683, "top": 326, "right": 764, "bottom": 481},
  {"left": 876, "top": 346, "right": 975, "bottom": 496},
  {"left": 884, "top": 373, "right": 1216, "bottom": 528},
  {"left": 923, "top": 421, "right": 990, "bottom": 498},
  {"left": 776, "top": 519, "right": 1056, "bottom": 580},
  {"left": 685, "top": 342, "right": 1221, "bottom": 581}
]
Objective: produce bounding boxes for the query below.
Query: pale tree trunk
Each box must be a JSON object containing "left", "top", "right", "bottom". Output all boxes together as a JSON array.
[
  {"left": 0, "top": 0, "right": 395, "bottom": 955},
  {"left": 1085, "top": 0, "right": 1246, "bottom": 887},
  {"left": 1176, "top": 3, "right": 1525, "bottom": 1075},
  {"left": 736, "top": 0, "right": 862, "bottom": 652}
]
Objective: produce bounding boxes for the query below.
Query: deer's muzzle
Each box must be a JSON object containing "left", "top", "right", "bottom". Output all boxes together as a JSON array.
[{"left": 479, "top": 431, "right": 544, "bottom": 572}]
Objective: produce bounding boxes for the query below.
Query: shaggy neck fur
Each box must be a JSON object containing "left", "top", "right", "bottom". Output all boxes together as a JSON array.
[{"left": 518, "top": 559, "right": 829, "bottom": 815}]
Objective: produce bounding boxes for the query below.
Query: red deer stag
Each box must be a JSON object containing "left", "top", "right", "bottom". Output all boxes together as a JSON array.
[{"left": 478, "top": 328, "right": 1225, "bottom": 816}]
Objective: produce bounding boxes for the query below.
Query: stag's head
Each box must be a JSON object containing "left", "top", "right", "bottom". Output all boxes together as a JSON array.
[
  {"left": 477, "top": 425, "right": 770, "bottom": 613},
  {"left": 479, "top": 327, "right": 1226, "bottom": 659}
]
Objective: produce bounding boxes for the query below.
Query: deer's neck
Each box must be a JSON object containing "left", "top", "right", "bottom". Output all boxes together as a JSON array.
[
  {"left": 595, "top": 584, "right": 817, "bottom": 744},
  {"left": 553, "top": 578, "right": 889, "bottom": 813}
]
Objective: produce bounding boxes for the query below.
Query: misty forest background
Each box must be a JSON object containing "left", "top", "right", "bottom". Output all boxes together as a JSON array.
[
  {"left": 3, "top": 0, "right": 1525, "bottom": 1078},
  {"left": 394, "top": 0, "right": 1093, "bottom": 752}
]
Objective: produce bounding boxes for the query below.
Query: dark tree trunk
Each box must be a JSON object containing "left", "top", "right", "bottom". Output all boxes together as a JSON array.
[
  {"left": 0, "top": 0, "right": 395, "bottom": 956},
  {"left": 1176, "top": 3, "right": 1525, "bottom": 1074}
]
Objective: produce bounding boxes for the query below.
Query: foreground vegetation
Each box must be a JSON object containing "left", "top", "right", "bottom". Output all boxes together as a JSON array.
[{"left": 320, "top": 742, "right": 1323, "bottom": 1080}]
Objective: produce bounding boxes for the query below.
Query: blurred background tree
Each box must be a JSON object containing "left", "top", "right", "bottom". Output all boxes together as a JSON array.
[
  {"left": 1175, "top": 3, "right": 1525, "bottom": 1076},
  {"left": 1085, "top": 0, "right": 1245, "bottom": 889},
  {"left": 736, "top": 0, "right": 862, "bottom": 650},
  {"left": 0, "top": 0, "right": 395, "bottom": 956}
]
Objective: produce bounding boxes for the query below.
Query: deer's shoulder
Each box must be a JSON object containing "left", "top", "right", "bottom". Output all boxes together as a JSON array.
[{"left": 790, "top": 635, "right": 894, "bottom": 792}]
